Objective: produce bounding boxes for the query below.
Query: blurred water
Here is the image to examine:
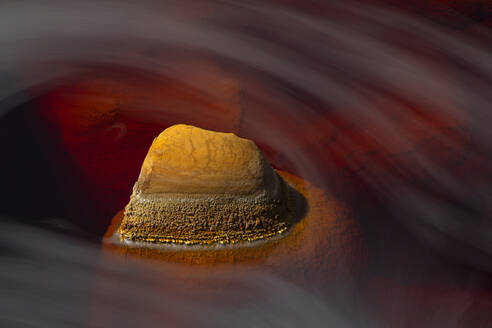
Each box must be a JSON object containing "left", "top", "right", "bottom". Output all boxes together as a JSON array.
[
  {"left": 0, "top": 220, "right": 355, "bottom": 328},
  {"left": 1, "top": 0, "right": 492, "bottom": 327}
]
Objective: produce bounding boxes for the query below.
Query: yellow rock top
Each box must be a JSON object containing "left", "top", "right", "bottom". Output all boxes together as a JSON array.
[{"left": 136, "top": 124, "right": 270, "bottom": 195}]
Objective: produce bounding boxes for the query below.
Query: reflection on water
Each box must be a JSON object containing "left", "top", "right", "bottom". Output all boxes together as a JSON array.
[{"left": 1, "top": 0, "right": 492, "bottom": 327}]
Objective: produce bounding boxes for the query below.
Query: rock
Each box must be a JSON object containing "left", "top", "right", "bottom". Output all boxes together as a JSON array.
[{"left": 117, "top": 124, "right": 294, "bottom": 245}]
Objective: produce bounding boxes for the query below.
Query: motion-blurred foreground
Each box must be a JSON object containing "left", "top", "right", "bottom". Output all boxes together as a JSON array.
[{"left": 1, "top": 0, "right": 492, "bottom": 327}]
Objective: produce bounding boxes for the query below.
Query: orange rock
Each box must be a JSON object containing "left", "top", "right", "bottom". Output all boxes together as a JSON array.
[
  {"left": 114, "top": 125, "right": 294, "bottom": 245},
  {"left": 137, "top": 124, "right": 272, "bottom": 195}
]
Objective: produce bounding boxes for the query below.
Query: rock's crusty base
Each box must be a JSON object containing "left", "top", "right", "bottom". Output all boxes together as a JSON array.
[{"left": 118, "top": 171, "right": 293, "bottom": 245}]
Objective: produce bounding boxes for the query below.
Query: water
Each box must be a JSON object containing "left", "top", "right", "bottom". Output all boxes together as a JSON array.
[{"left": 1, "top": 0, "right": 492, "bottom": 327}]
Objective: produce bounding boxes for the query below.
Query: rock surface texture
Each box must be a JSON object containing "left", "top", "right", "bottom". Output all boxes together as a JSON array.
[{"left": 118, "top": 124, "right": 293, "bottom": 245}]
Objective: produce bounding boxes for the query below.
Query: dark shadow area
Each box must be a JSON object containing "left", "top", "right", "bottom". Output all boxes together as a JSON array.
[
  {"left": 286, "top": 179, "right": 308, "bottom": 228},
  {"left": 0, "top": 95, "right": 108, "bottom": 241}
]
